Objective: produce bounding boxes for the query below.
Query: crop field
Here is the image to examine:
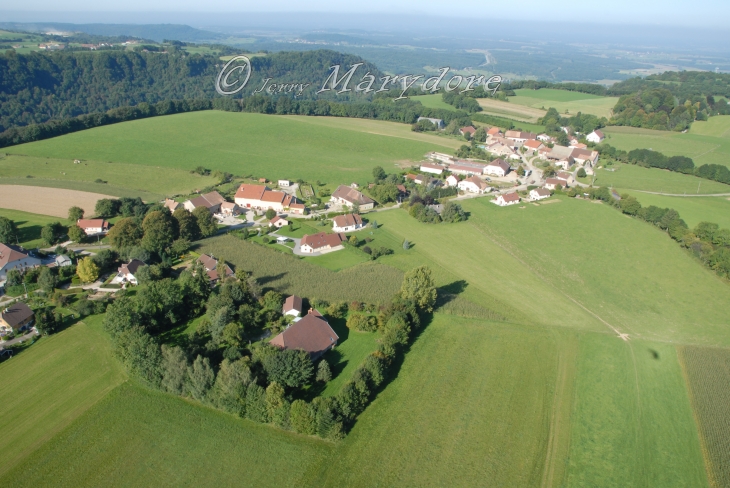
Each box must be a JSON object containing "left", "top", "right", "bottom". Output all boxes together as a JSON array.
[
  {"left": 0, "top": 316, "right": 126, "bottom": 479},
  {"left": 0, "top": 185, "right": 113, "bottom": 219},
  {"left": 197, "top": 235, "right": 403, "bottom": 304},
  {"left": 585, "top": 163, "right": 730, "bottom": 194},
  {"left": 509, "top": 89, "right": 619, "bottom": 118},
  {"left": 0, "top": 154, "right": 218, "bottom": 200},
  {"left": 603, "top": 116, "right": 730, "bottom": 169},
  {"left": 624, "top": 191, "right": 730, "bottom": 229},
  {"left": 5, "top": 112, "right": 459, "bottom": 186},
  {"left": 0, "top": 208, "right": 66, "bottom": 248},
  {"left": 476, "top": 98, "right": 547, "bottom": 123},
  {"left": 679, "top": 346, "right": 730, "bottom": 487}
]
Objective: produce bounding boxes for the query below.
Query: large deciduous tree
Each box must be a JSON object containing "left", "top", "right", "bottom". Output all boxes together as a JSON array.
[
  {"left": 400, "top": 265, "right": 437, "bottom": 312},
  {"left": 173, "top": 208, "right": 201, "bottom": 241},
  {"left": 107, "top": 218, "right": 143, "bottom": 249},
  {"left": 0, "top": 216, "right": 18, "bottom": 243},
  {"left": 192, "top": 206, "right": 217, "bottom": 237},
  {"left": 67, "top": 206, "right": 84, "bottom": 222},
  {"left": 77, "top": 256, "right": 100, "bottom": 283},
  {"left": 142, "top": 210, "right": 177, "bottom": 254}
]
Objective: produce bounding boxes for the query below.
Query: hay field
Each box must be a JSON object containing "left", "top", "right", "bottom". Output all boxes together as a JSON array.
[
  {"left": 476, "top": 98, "right": 547, "bottom": 123},
  {"left": 0, "top": 185, "right": 112, "bottom": 218},
  {"left": 509, "top": 88, "right": 619, "bottom": 118}
]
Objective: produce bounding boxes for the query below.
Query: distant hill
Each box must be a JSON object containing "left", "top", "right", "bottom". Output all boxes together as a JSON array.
[{"left": 0, "top": 22, "right": 222, "bottom": 43}]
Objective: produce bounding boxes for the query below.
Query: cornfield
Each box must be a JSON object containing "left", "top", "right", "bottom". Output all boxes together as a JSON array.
[{"left": 679, "top": 346, "right": 730, "bottom": 488}]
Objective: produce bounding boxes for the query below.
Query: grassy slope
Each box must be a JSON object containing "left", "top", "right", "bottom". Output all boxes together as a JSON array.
[
  {"left": 625, "top": 191, "right": 730, "bottom": 229},
  {"left": 0, "top": 154, "right": 218, "bottom": 199},
  {"left": 319, "top": 319, "right": 378, "bottom": 397},
  {"left": 411, "top": 94, "right": 457, "bottom": 111},
  {"left": 603, "top": 116, "right": 730, "bottom": 169},
  {"left": 0, "top": 316, "right": 126, "bottom": 478},
  {"left": 0, "top": 208, "right": 65, "bottom": 248},
  {"left": 6, "top": 112, "right": 459, "bottom": 186},
  {"left": 586, "top": 163, "right": 730, "bottom": 194},
  {"left": 509, "top": 89, "right": 619, "bottom": 118},
  {"left": 476, "top": 98, "right": 546, "bottom": 123}
]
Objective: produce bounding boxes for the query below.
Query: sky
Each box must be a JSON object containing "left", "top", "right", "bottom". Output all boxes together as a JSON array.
[{"left": 2, "top": 1, "right": 730, "bottom": 27}]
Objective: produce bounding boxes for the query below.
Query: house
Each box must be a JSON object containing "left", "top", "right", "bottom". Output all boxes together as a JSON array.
[
  {"left": 570, "top": 142, "right": 588, "bottom": 150},
  {"left": 220, "top": 202, "right": 242, "bottom": 216},
  {"left": 183, "top": 191, "right": 226, "bottom": 214},
  {"left": 570, "top": 148, "right": 600, "bottom": 167},
  {"left": 544, "top": 178, "right": 564, "bottom": 190},
  {"left": 278, "top": 179, "right": 291, "bottom": 188},
  {"left": 485, "top": 159, "right": 511, "bottom": 177},
  {"left": 234, "top": 184, "right": 302, "bottom": 212},
  {"left": 426, "top": 152, "right": 455, "bottom": 164},
  {"left": 163, "top": 199, "right": 182, "bottom": 213},
  {"left": 555, "top": 171, "right": 575, "bottom": 187},
  {"left": 486, "top": 142, "right": 516, "bottom": 158},
  {"left": 487, "top": 127, "right": 502, "bottom": 137},
  {"left": 269, "top": 216, "right": 289, "bottom": 228},
  {"left": 522, "top": 140, "right": 544, "bottom": 154},
  {"left": 115, "top": 259, "right": 145, "bottom": 285},
  {"left": 530, "top": 188, "right": 552, "bottom": 201},
  {"left": 289, "top": 203, "right": 306, "bottom": 215},
  {"left": 493, "top": 192, "right": 521, "bottom": 206},
  {"left": 537, "top": 134, "right": 552, "bottom": 142},
  {"left": 449, "top": 164, "right": 480, "bottom": 176},
  {"left": 258, "top": 178, "right": 268, "bottom": 183},
  {"left": 396, "top": 184, "right": 409, "bottom": 197},
  {"left": 505, "top": 130, "right": 536, "bottom": 143},
  {"left": 332, "top": 214, "right": 364, "bottom": 233},
  {"left": 49, "top": 255, "right": 73, "bottom": 268},
  {"left": 459, "top": 126, "right": 477, "bottom": 137},
  {"left": 269, "top": 309, "right": 339, "bottom": 359},
  {"left": 405, "top": 174, "right": 419, "bottom": 183},
  {"left": 300, "top": 232, "right": 345, "bottom": 254},
  {"left": 282, "top": 295, "right": 303, "bottom": 317},
  {"left": 0, "top": 244, "right": 42, "bottom": 283},
  {"left": 445, "top": 174, "right": 460, "bottom": 187},
  {"left": 330, "top": 185, "right": 375, "bottom": 211},
  {"left": 458, "top": 176, "right": 491, "bottom": 194},
  {"left": 417, "top": 117, "right": 444, "bottom": 129},
  {"left": 420, "top": 163, "right": 445, "bottom": 175},
  {"left": 586, "top": 129, "right": 605, "bottom": 143},
  {"left": 77, "top": 219, "right": 109, "bottom": 236},
  {"left": 0, "top": 302, "right": 35, "bottom": 335},
  {"left": 198, "top": 254, "right": 234, "bottom": 283}
]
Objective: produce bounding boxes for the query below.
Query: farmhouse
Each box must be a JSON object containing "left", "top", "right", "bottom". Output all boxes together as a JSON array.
[
  {"left": 458, "top": 176, "right": 491, "bottom": 194},
  {"left": 0, "top": 244, "right": 42, "bottom": 283},
  {"left": 220, "top": 202, "right": 242, "bottom": 216},
  {"left": 198, "top": 254, "right": 234, "bottom": 283},
  {"left": 522, "top": 140, "right": 544, "bottom": 153},
  {"left": 571, "top": 148, "right": 599, "bottom": 166},
  {"left": 586, "top": 129, "right": 605, "bottom": 143},
  {"left": 486, "top": 141, "right": 516, "bottom": 158},
  {"left": 330, "top": 185, "right": 375, "bottom": 210},
  {"left": 487, "top": 127, "right": 502, "bottom": 137},
  {"left": 505, "top": 130, "right": 536, "bottom": 143},
  {"left": 544, "top": 178, "right": 564, "bottom": 190},
  {"left": 417, "top": 117, "right": 445, "bottom": 129},
  {"left": 485, "top": 159, "right": 511, "bottom": 177},
  {"left": 183, "top": 191, "right": 226, "bottom": 214},
  {"left": 0, "top": 302, "right": 35, "bottom": 335},
  {"left": 234, "top": 184, "right": 302, "bottom": 212},
  {"left": 283, "top": 295, "right": 303, "bottom": 317},
  {"left": 493, "top": 192, "right": 521, "bottom": 206},
  {"left": 445, "top": 174, "right": 460, "bottom": 187},
  {"left": 420, "top": 163, "right": 445, "bottom": 175},
  {"left": 300, "top": 232, "right": 345, "bottom": 254},
  {"left": 555, "top": 171, "right": 575, "bottom": 187},
  {"left": 332, "top": 214, "right": 364, "bottom": 232},
  {"left": 269, "top": 216, "right": 289, "bottom": 228},
  {"left": 76, "top": 219, "right": 109, "bottom": 236},
  {"left": 163, "top": 199, "right": 182, "bottom": 212},
  {"left": 269, "top": 309, "right": 339, "bottom": 359},
  {"left": 530, "top": 188, "right": 551, "bottom": 201},
  {"left": 459, "top": 126, "right": 477, "bottom": 137},
  {"left": 115, "top": 259, "right": 145, "bottom": 286}
]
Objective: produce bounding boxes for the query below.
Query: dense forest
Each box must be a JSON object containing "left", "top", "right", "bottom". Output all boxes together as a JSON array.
[{"left": 0, "top": 49, "right": 382, "bottom": 132}]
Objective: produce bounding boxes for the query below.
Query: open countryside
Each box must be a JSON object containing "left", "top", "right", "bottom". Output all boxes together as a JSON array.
[{"left": 509, "top": 88, "right": 619, "bottom": 118}]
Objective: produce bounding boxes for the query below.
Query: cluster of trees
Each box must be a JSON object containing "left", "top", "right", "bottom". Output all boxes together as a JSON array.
[
  {"left": 609, "top": 88, "right": 698, "bottom": 131},
  {"left": 368, "top": 166, "right": 405, "bottom": 204},
  {"left": 581, "top": 187, "right": 730, "bottom": 278},
  {"left": 538, "top": 107, "right": 607, "bottom": 139},
  {"left": 442, "top": 91, "right": 482, "bottom": 112},
  {"left": 0, "top": 216, "right": 67, "bottom": 248},
  {"left": 609, "top": 71, "right": 730, "bottom": 104},
  {"left": 405, "top": 196, "right": 466, "bottom": 224},
  {"left": 502, "top": 80, "right": 608, "bottom": 96}
]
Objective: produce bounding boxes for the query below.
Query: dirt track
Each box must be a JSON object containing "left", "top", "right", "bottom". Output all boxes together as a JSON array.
[{"left": 0, "top": 185, "right": 112, "bottom": 218}]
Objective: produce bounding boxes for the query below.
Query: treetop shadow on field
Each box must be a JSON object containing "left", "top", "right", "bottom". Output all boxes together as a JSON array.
[{"left": 434, "top": 280, "right": 468, "bottom": 309}]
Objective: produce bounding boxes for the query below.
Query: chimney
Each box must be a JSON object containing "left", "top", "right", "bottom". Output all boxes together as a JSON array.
[{"left": 308, "top": 308, "right": 313, "bottom": 314}]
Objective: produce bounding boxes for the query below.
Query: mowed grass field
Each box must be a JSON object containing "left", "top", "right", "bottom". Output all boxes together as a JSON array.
[
  {"left": 0, "top": 208, "right": 66, "bottom": 248},
  {"left": 476, "top": 98, "right": 546, "bottom": 123},
  {"left": 586, "top": 163, "right": 730, "bottom": 194},
  {"left": 0, "top": 154, "right": 218, "bottom": 200},
  {"left": 624, "top": 191, "right": 730, "bottom": 229},
  {"left": 509, "top": 88, "right": 619, "bottom": 119},
  {"left": 5, "top": 112, "right": 459, "bottom": 186},
  {"left": 603, "top": 116, "right": 730, "bottom": 169},
  {"left": 411, "top": 94, "right": 457, "bottom": 111}
]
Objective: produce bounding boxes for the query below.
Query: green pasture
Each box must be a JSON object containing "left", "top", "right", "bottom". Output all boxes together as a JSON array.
[
  {"left": 584, "top": 163, "right": 730, "bottom": 194},
  {"left": 509, "top": 89, "right": 619, "bottom": 118},
  {"left": 0, "top": 154, "right": 218, "bottom": 199},
  {"left": 625, "top": 191, "right": 730, "bottom": 229},
  {"left": 0, "top": 316, "right": 126, "bottom": 478},
  {"left": 319, "top": 318, "right": 378, "bottom": 397},
  {"left": 6, "top": 112, "right": 459, "bottom": 186},
  {"left": 0, "top": 208, "right": 66, "bottom": 248},
  {"left": 411, "top": 94, "right": 457, "bottom": 111},
  {"left": 306, "top": 245, "right": 371, "bottom": 271},
  {"left": 602, "top": 116, "right": 730, "bottom": 169}
]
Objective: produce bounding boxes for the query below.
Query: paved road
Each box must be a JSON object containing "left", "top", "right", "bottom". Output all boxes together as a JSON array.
[
  {"left": 632, "top": 191, "right": 730, "bottom": 197},
  {"left": 0, "top": 329, "right": 39, "bottom": 348}
]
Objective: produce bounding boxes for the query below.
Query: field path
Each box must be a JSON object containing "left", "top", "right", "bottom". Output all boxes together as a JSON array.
[
  {"left": 0, "top": 185, "right": 112, "bottom": 218},
  {"left": 633, "top": 190, "right": 730, "bottom": 197}
]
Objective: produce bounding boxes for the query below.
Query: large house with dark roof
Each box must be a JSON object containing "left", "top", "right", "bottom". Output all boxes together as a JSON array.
[
  {"left": 0, "top": 244, "right": 41, "bottom": 284},
  {"left": 197, "top": 254, "right": 234, "bottom": 283},
  {"left": 269, "top": 309, "right": 339, "bottom": 359},
  {"left": 332, "top": 214, "right": 363, "bottom": 233},
  {"left": 0, "top": 302, "right": 35, "bottom": 335},
  {"left": 330, "top": 185, "right": 375, "bottom": 211},
  {"left": 114, "top": 259, "right": 146, "bottom": 285},
  {"left": 183, "top": 191, "right": 226, "bottom": 214},
  {"left": 300, "top": 232, "right": 345, "bottom": 254}
]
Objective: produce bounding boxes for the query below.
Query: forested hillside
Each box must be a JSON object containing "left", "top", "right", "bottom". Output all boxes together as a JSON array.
[{"left": 0, "top": 49, "right": 381, "bottom": 132}]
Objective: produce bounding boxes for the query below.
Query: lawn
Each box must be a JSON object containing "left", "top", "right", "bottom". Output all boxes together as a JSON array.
[
  {"left": 0, "top": 315, "right": 126, "bottom": 478},
  {"left": 319, "top": 317, "right": 378, "bottom": 397},
  {"left": 0, "top": 208, "right": 66, "bottom": 248},
  {"left": 305, "top": 245, "right": 371, "bottom": 271},
  {"left": 602, "top": 116, "right": 730, "bottom": 169},
  {"left": 6, "top": 112, "right": 459, "bottom": 186},
  {"left": 411, "top": 94, "right": 457, "bottom": 111},
  {"left": 584, "top": 163, "right": 730, "bottom": 194},
  {"left": 0, "top": 154, "right": 218, "bottom": 200},
  {"left": 509, "top": 89, "right": 619, "bottom": 119},
  {"left": 624, "top": 191, "right": 730, "bottom": 229}
]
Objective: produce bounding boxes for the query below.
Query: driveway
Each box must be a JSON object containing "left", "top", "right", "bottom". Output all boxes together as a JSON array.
[
  {"left": 0, "top": 329, "right": 39, "bottom": 348},
  {"left": 269, "top": 233, "right": 327, "bottom": 257}
]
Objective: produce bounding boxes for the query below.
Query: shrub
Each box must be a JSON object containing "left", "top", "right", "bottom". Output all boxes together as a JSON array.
[{"left": 346, "top": 313, "right": 378, "bottom": 332}]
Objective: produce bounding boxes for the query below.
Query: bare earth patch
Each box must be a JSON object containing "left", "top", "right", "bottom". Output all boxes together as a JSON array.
[{"left": 0, "top": 185, "right": 113, "bottom": 218}]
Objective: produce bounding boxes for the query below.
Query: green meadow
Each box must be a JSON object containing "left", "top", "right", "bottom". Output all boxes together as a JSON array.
[
  {"left": 603, "top": 116, "right": 730, "bottom": 169},
  {"left": 5, "top": 112, "right": 458, "bottom": 187},
  {"left": 411, "top": 94, "right": 457, "bottom": 111},
  {"left": 585, "top": 163, "right": 730, "bottom": 194},
  {"left": 624, "top": 191, "right": 730, "bottom": 229},
  {"left": 509, "top": 88, "right": 619, "bottom": 118},
  {"left": 0, "top": 208, "right": 66, "bottom": 248}
]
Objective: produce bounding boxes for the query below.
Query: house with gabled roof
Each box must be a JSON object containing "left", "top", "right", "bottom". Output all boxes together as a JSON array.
[
  {"left": 269, "top": 216, "right": 289, "bottom": 228},
  {"left": 459, "top": 126, "right": 477, "bottom": 137},
  {"left": 0, "top": 244, "right": 41, "bottom": 284},
  {"left": 184, "top": 191, "right": 226, "bottom": 214},
  {"left": 234, "top": 184, "right": 302, "bottom": 212},
  {"left": 485, "top": 159, "right": 511, "bottom": 177},
  {"left": 77, "top": 219, "right": 109, "bottom": 236},
  {"left": 197, "top": 254, "right": 234, "bottom": 283},
  {"left": 283, "top": 295, "right": 303, "bottom": 317},
  {"left": 545, "top": 178, "right": 564, "bottom": 190},
  {"left": 420, "top": 163, "right": 445, "bottom": 175},
  {"left": 163, "top": 199, "right": 182, "bottom": 213},
  {"left": 300, "top": 232, "right": 345, "bottom": 254},
  {"left": 0, "top": 302, "right": 35, "bottom": 335},
  {"left": 530, "top": 188, "right": 551, "bottom": 201},
  {"left": 332, "top": 214, "right": 364, "bottom": 233},
  {"left": 458, "top": 176, "right": 491, "bottom": 194},
  {"left": 115, "top": 259, "right": 146, "bottom": 285},
  {"left": 330, "top": 185, "right": 375, "bottom": 211},
  {"left": 493, "top": 192, "right": 521, "bottom": 206},
  {"left": 505, "top": 130, "right": 537, "bottom": 143},
  {"left": 269, "top": 309, "right": 339, "bottom": 359},
  {"left": 586, "top": 129, "right": 605, "bottom": 143},
  {"left": 445, "top": 174, "right": 460, "bottom": 187}
]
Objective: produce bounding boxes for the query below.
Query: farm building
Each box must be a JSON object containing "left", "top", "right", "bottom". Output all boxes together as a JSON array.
[
  {"left": 586, "top": 129, "right": 605, "bottom": 143},
  {"left": 0, "top": 302, "right": 35, "bottom": 335},
  {"left": 485, "top": 159, "right": 511, "bottom": 177},
  {"left": 300, "top": 232, "right": 346, "bottom": 254},
  {"left": 269, "top": 309, "right": 339, "bottom": 359},
  {"left": 493, "top": 192, "right": 521, "bottom": 206},
  {"left": 332, "top": 214, "right": 364, "bottom": 233},
  {"left": 0, "top": 244, "right": 42, "bottom": 284},
  {"left": 530, "top": 188, "right": 551, "bottom": 201},
  {"left": 283, "top": 295, "right": 303, "bottom": 317},
  {"left": 183, "top": 191, "right": 226, "bottom": 214},
  {"left": 76, "top": 219, "right": 109, "bottom": 236},
  {"left": 458, "top": 176, "right": 491, "bottom": 194},
  {"left": 330, "top": 185, "right": 375, "bottom": 210},
  {"left": 234, "top": 184, "right": 301, "bottom": 212},
  {"left": 420, "top": 163, "right": 445, "bottom": 175}
]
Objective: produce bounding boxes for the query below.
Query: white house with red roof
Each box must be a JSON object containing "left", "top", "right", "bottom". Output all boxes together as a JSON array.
[
  {"left": 282, "top": 295, "right": 303, "bottom": 317},
  {"left": 300, "top": 232, "right": 345, "bottom": 254},
  {"left": 522, "top": 139, "right": 544, "bottom": 154},
  {"left": 586, "top": 129, "right": 605, "bottom": 143},
  {"left": 485, "top": 159, "right": 511, "bottom": 177},
  {"left": 493, "top": 192, "right": 521, "bottom": 206},
  {"left": 76, "top": 219, "right": 109, "bottom": 236},
  {"left": 458, "top": 176, "right": 491, "bottom": 194},
  {"left": 269, "top": 216, "right": 289, "bottom": 228},
  {"left": 0, "top": 244, "right": 41, "bottom": 284},
  {"left": 234, "top": 184, "right": 301, "bottom": 212},
  {"left": 445, "top": 174, "right": 460, "bottom": 187},
  {"left": 332, "top": 214, "right": 363, "bottom": 233}
]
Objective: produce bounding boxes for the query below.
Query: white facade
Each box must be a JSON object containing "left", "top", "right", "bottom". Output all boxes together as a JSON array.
[
  {"left": 445, "top": 174, "right": 459, "bottom": 187},
  {"left": 529, "top": 189, "right": 551, "bottom": 201},
  {"left": 484, "top": 164, "right": 509, "bottom": 177},
  {"left": 278, "top": 180, "right": 291, "bottom": 187},
  {"left": 458, "top": 179, "right": 490, "bottom": 194},
  {"left": 420, "top": 164, "right": 444, "bottom": 175},
  {"left": 493, "top": 194, "right": 521, "bottom": 206},
  {"left": 586, "top": 131, "right": 605, "bottom": 143}
]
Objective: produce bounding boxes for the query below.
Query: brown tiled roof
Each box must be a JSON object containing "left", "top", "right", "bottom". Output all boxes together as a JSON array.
[
  {"left": 505, "top": 130, "right": 536, "bottom": 140},
  {"left": 301, "top": 232, "right": 345, "bottom": 250},
  {"left": 270, "top": 216, "right": 286, "bottom": 224},
  {"left": 449, "top": 164, "right": 480, "bottom": 174},
  {"left": 501, "top": 192, "right": 521, "bottom": 202},
  {"left": 187, "top": 196, "right": 210, "bottom": 209},
  {"left": 463, "top": 176, "right": 489, "bottom": 190},
  {"left": 534, "top": 188, "right": 551, "bottom": 196},
  {"left": 487, "top": 159, "right": 510, "bottom": 172},
  {"left": 197, "top": 254, "right": 217, "bottom": 270},
  {"left": 269, "top": 310, "right": 339, "bottom": 357},
  {"left": 283, "top": 295, "right": 303, "bottom": 314},
  {"left": 405, "top": 174, "right": 418, "bottom": 181},
  {"left": 163, "top": 199, "right": 181, "bottom": 212},
  {"left": 487, "top": 127, "right": 501, "bottom": 135},
  {"left": 333, "top": 214, "right": 363, "bottom": 228},
  {"left": 0, "top": 244, "right": 29, "bottom": 269},
  {"left": 118, "top": 259, "right": 145, "bottom": 275},
  {"left": 261, "top": 190, "right": 286, "bottom": 203},
  {"left": 289, "top": 203, "right": 306, "bottom": 209},
  {"left": 396, "top": 184, "right": 407, "bottom": 193},
  {"left": 202, "top": 191, "right": 226, "bottom": 206},
  {"left": 1, "top": 302, "right": 34, "bottom": 330},
  {"left": 594, "top": 129, "right": 605, "bottom": 138},
  {"left": 77, "top": 219, "right": 108, "bottom": 230},
  {"left": 331, "top": 185, "right": 375, "bottom": 205},
  {"left": 546, "top": 178, "right": 562, "bottom": 186},
  {"left": 556, "top": 171, "right": 572, "bottom": 180},
  {"left": 523, "top": 139, "right": 543, "bottom": 149},
  {"left": 460, "top": 126, "right": 476, "bottom": 135},
  {"left": 235, "top": 184, "right": 268, "bottom": 200}
]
